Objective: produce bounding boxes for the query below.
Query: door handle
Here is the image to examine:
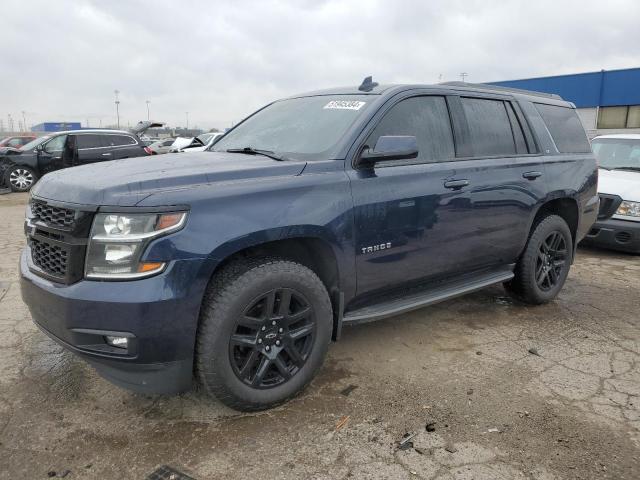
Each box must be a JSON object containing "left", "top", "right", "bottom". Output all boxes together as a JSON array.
[
  {"left": 444, "top": 179, "right": 469, "bottom": 190},
  {"left": 101, "top": 153, "right": 113, "bottom": 156},
  {"left": 523, "top": 171, "right": 542, "bottom": 180}
]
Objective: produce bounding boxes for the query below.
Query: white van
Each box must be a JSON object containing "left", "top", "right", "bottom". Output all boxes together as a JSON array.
[{"left": 582, "top": 134, "right": 640, "bottom": 253}]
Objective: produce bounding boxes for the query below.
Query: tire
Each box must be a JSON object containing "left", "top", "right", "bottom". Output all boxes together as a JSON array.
[
  {"left": 505, "top": 215, "right": 573, "bottom": 305},
  {"left": 196, "top": 258, "right": 332, "bottom": 411},
  {"left": 5, "top": 164, "right": 37, "bottom": 192}
]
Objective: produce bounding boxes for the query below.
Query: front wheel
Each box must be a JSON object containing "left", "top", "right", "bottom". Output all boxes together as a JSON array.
[
  {"left": 5, "top": 165, "right": 37, "bottom": 192},
  {"left": 505, "top": 215, "right": 573, "bottom": 304},
  {"left": 196, "top": 259, "right": 332, "bottom": 411}
]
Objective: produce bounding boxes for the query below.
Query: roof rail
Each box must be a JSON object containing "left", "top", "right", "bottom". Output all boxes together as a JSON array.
[{"left": 440, "top": 81, "right": 562, "bottom": 100}]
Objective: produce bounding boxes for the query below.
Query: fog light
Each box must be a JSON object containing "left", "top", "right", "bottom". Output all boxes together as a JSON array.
[{"left": 105, "top": 335, "right": 128, "bottom": 349}]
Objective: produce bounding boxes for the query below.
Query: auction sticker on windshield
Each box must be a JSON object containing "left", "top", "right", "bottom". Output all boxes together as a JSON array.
[{"left": 324, "top": 100, "right": 366, "bottom": 110}]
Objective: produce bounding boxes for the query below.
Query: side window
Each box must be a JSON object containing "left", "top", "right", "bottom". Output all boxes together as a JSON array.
[
  {"left": 43, "top": 135, "right": 67, "bottom": 153},
  {"left": 366, "top": 96, "right": 455, "bottom": 164},
  {"left": 76, "top": 134, "right": 103, "bottom": 149},
  {"left": 461, "top": 97, "right": 516, "bottom": 156},
  {"left": 163, "top": 140, "right": 174, "bottom": 146},
  {"left": 534, "top": 103, "right": 591, "bottom": 153},
  {"left": 104, "top": 135, "right": 136, "bottom": 147},
  {"left": 505, "top": 102, "right": 528, "bottom": 154},
  {"left": 8, "top": 138, "right": 22, "bottom": 147}
]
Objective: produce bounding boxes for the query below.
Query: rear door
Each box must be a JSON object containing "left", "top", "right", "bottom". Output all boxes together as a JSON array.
[
  {"left": 76, "top": 134, "right": 107, "bottom": 164},
  {"left": 451, "top": 95, "right": 546, "bottom": 268},
  {"left": 102, "top": 134, "right": 140, "bottom": 159}
]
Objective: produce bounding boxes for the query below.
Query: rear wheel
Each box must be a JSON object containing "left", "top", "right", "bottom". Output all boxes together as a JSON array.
[
  {"left": 505, "top": 215, "right": 573, "bottom": 304},
  {"left": 196, "top": 258, "right": 332, "bottom": 411},
  {"left": 5, "top": 165, "right": 37, "bottom": 192}
]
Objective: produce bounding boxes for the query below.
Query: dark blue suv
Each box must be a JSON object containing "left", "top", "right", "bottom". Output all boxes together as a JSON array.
[{"left": 20, "top": 79, "right": 598, "bottom": 411}]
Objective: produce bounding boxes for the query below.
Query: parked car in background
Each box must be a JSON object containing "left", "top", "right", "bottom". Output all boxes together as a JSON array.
[
  {"left": 0, "top": 122, "right": 161, "bottom": 192},
  {"left": 148, "top": 138, "right": 177, "bottom": 155},
  {"left": 581, "top": 134, "right": 640, "bottom": 253},
  {"left": 178, "top": 132, "right": 224, "bottom": 152},
  {"left": 0, "top": 135, "right": 37, "bottom": 152},
  {"left": 20, "top": 79, "right": 597, "bottom": 411}
]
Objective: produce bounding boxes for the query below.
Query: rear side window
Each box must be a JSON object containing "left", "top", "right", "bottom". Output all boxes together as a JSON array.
[
  {"left": 367, "top": 96, "right": 455, "bottom": 164},
  {"left": 76, "top": 134, "right": 103, "bottom": 149},
  {"left": 461, "top": 97, "right": 517, "bottom": 156},
  {"left": 534, "top": 103, "right": 591, "bottom": 153},
  {"left": 103, "top": 135, "right": 136, "bottom": 147}
]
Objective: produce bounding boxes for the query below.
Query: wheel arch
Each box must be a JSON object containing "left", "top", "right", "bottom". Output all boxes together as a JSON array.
[
  {"left": 529, "top": 196, "right": 579, "bottom": 251},
  {"left": 199, "top": 228, "right": 352, "bottom": 341}
]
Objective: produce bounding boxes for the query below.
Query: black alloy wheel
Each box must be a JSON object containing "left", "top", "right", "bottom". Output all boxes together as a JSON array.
[
  {"left": 196, "top": 258, "right": 332, "bottom": 411},
  {"left": 535, "top": 231, "right": 568, "bottom": 291},
  {"left": 504, "top": 214, "right": 573, "bottom": 304},
  {"left": 229, "top": 288, "right": 315, "bottom": 388}
]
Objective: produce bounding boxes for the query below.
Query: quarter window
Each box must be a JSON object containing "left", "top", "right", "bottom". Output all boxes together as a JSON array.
[
  {"left": 535, "top": 103, "right": 591, "bottom": 153},
  {"left": 461, "top": 98, "right": 516, "bottom": 156},
  {"left": 366, "top": 96, "right": 455, "bottom": 164},
  {"left": 103, "top": 135, "right": 136, "bottom": 146}
]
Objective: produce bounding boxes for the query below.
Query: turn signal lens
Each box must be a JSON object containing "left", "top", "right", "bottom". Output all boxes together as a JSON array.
[
  {"left": 137, "top": 262, "right": 164, "bottom": 273},
  {"left": 156, "top": 213, "right": 184, "bottom": 231}
]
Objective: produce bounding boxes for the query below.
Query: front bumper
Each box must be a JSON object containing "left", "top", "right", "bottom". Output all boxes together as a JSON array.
[
  {"left": 20, "top": 249, "right": 206, "bottom": 394},
  {"left": 581, "top": 218, "right": 640, "bottom": 253}
]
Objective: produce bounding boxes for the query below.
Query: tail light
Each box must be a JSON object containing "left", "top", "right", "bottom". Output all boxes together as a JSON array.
[{"left": 143, "top": 146, "right": 153, "bottom": 155}]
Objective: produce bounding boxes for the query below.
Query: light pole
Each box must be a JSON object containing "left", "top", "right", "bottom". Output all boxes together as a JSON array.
[
  {"left": 185, "top": 112, "right": 189, "bottom": 130},
  {"left": 460, "top": 72, "right": 468, "bottom": 82},
  {"left": 21, "top": 111, "right": 27, "bottom": 131},
  {"left": 8, "top": 114, "right": 14, "bottom": 132},
  {"left": 146, "top": 100, "right": 151, "bottom": 120},
  {"left": 114, "top": 90, "right": 121, "bottom": 128}
]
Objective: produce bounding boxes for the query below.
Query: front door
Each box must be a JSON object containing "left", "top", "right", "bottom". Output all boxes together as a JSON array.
[{"left": 349, "top": 95, "right": 481, "bottom": 295}]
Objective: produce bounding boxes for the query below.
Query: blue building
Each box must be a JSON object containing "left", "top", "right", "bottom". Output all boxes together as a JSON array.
[
  {"left": 488, "top": 67, "right": 640, "bottom": 137},
  {"left": 32, "top": 122, "right": 82, "bottom": 132}
]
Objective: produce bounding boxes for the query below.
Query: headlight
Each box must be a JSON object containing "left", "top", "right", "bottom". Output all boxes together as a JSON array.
[
  {"left": 85, "top": 211, "right": 187, "bottom": 280},
  {"left": 616, "top": 201, "right": 640, "bottom": 218}
]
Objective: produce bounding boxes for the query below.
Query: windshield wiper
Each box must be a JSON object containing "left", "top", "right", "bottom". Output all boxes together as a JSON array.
[
  {"left": 226, "top": 147, "right": 286, "bottom": 161},
  {"left": 612, "top": 166, "right": 640, "bottom": 172}
]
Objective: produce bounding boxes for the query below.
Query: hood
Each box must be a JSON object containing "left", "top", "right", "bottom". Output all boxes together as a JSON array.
[
  {"left": 32, "top": 151, "right": 307, "bottom": 206},
  {"left": 0, "top": 147, "right": 22, "bottom": 156},
  {"left": 598, "top": 168, "right": 640, "bottom": 202}
]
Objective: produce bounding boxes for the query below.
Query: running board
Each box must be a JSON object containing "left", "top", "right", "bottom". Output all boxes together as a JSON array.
[{"left": 343, "top": 269, "right": 514, "bottom": 325}]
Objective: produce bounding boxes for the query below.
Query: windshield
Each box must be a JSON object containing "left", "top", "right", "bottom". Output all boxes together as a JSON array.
[
  {"left": 592, "top": 138, "right": 640, "bottom": 170},
  {"left": 20, "top": 136, "right": 51, "bottom": 151},
  {"left": 212, "top": 95, "right": 372, "bottom": 160},
  {"left": 197, "top": 133, "right": 214, "bottom": 144}
]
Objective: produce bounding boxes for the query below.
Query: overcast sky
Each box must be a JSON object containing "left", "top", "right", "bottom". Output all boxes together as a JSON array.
[{"left": 2, "top": 0, "right": 639, "bottom": 131}]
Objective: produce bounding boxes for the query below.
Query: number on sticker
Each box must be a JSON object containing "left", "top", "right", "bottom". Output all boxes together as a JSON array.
[{"left": 324, "top": 100, "right": 366, "bottom": 111}]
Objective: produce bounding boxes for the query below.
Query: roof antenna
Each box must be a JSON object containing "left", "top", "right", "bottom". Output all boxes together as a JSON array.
[{"left": 358, "top": 76, "right": 379, "bottom": 92}]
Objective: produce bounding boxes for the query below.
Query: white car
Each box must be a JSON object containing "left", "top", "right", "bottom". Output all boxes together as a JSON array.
[
  {"left": 582, "top": 134, "right": 640, "bottom": 253},
  {"left": 174, "top": 132, "right": 224, "bottom": 153}
]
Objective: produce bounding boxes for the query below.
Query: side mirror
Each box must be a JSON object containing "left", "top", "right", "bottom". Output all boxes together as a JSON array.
[{"left": 358, "top": 136, "right": 419, "bottom": 166}]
